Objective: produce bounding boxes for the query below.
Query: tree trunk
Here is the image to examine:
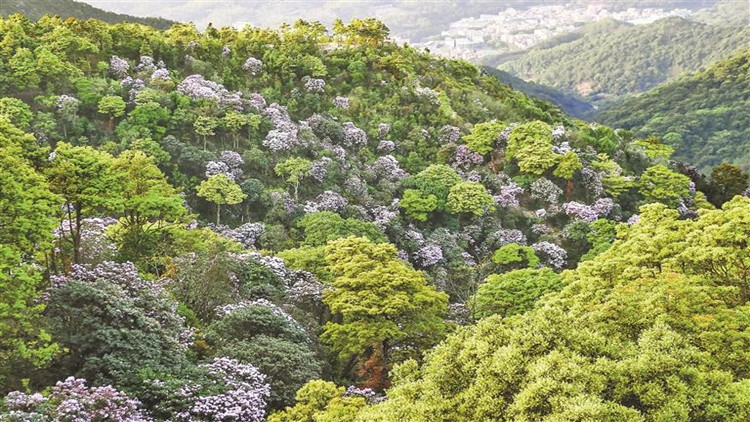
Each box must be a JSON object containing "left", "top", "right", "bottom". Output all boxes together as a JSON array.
[{"left": 216, "top": 203, "right": 221, "bottom": 225}]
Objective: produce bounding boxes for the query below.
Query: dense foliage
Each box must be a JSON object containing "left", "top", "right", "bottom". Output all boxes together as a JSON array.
[
  {"left": 599, "top": 49, "right": 750, "bottom": 172},
  {"left": 0, "top": 12, "right": 747, "bottom": 421},
  {"left": 498, "top": 17, "right": 750, "bottom": 105}
]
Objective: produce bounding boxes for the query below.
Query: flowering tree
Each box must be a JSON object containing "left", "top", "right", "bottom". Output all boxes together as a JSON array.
[
  {"left": 46, "top": 262, "right": 192, "bottom": 387},
  {"left": 3, "top": 377, "right": 149, "bottom": 421}
]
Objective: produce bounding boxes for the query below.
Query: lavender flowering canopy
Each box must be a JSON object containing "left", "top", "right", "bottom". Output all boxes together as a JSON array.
[
  {"left": 243, "top": 57, "right": 263, "bottom": 75},
  {"left": 109, "top": 55, "right": 129, "bottom": 79},
  {"left": 3, "top": 377, "right": 150, "bottom": 422}
]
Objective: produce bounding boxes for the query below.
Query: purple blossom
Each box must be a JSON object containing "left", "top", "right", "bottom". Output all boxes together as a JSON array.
[
  {"left": 345, "top": 386, "right": 378, "bottom": 403},
  {"left": 370, "top": 204, "right": 398, "bottom": 230},
  {"left": 3, "top": 377, "right": 149, "bottom": 421},
  {"left": 242, "top": 57, "right": 263, "bottom": 75},
  {"left": 438, "top": 125, "right": 460, "bottom": 144},
  {"left": 531, "top": 223, "right": 552, "bottom": 235},
  {"left": 247, "top": 93, "right": 267, "bottom": 111},
  {"left": 592, "top": 197, "right": 614, "bottom": 216},
  {"left": 109, "top": 55, "right": 129, "bottom": 79},
  {"left": 120, "top": 77, "right": 145, "bottom": 103},
  {"left": 453, "top": 145, "right": 483, "bottom": 170},
  {"left": 344, "top": 177, "right": 369, "bottom": 199},
  {"left": 414, "top": 244, "right": 443, "bottom": 267},
  {"left": 262, "top": 103, "right": 300, "bottom": 152},
  {"left": 562, "top": 202, "right": 599, "bottom": 223},
  {"left": 332, "top": 96, "right": 350, "bottom": 109},
  {"left": 135, "top": 55, "right": 156, "bottom": 73},
  {"left": 187, "top": 357, "right": 270, "bottom": 422},
  {"left": 530, "top": 178, "right": 562, "bottom": 205},
  {"left": 287, "top": 271, "right": 326, "bottom": 302},
  {"left": 535, "top": 208, "right": 547, "bottom": 218},
  {"left": 581, "top": 167, "right": 605, "bottom": 197},
  {"left": 372, "top": 155, "right": 408, "bottom": 181},
  {"left": 220, "top": 223, "right": 265, "bottom": 249},
  {"left": 304, "top": 77, "right": 326, "bottom": 93},
  {"left": 447, "top": 302, "right": 472, "bottom": 325},
  {"left": 56, "top": 94, "right": 79, "bottom": 110},
  {"left": 552, "top": 125, "right": 566, "bottom": 142},
  {"left": 342, "top": 122, "right": 367, "bottom": 149},
  {"left": 206, "top": 160, "right": 232, "bottom": 179},
  {"left": 309, "top": 157, "right": 332, "bottom": 182},
  {"left": 532, "top": 241, "right": 567, "bottom": 270},
  {"left": 553, "top": 141, "right": 572, "bottom": 155},
  {"left": 378, "top": 123, "right": 391, "bottom": 138},
  {"left": 489, "top": 229, "right": 527, "bottom": 247},
  {"left": 177, "top": 74, "right": 243, "bottom": 111},
  {"left": 627, "top": 214, "right": 640, "bottom": 225},
  {"left": 269, "top": 190, "right": 297, "bottom": 215},
  {"left": 494, "top": 183, "right": 524, "bottom": 208},
  {"left": 221, "top": 45, "right": 231, "bottom": 57},
  {"left": 377, "top": 140, "right": 396, "bottom": 153},
  {"left": 151, "top": 68, "right": 170, "bottom": 82},
  {"left": 303, "top": 191, "right": 348, "bottom": 214}
]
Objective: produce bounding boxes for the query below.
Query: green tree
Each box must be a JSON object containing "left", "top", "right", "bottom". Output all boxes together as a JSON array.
[
  {"left": 275, "top": 157, "right": 311, "bottom": 201},
  {"left": 97, "top": 95, "right": 126, "bottom": 130},
  {"left": 196, "top": 174, "right": 246, "bottom": 225},
  {"left": 0, "top": 148, "right": 62, "bottom": 391},
  {"left": 492, "top": 243, "right": 540, "bottom": 270},
  {"left": 46, "top": 142, "right": 122, "bottom": 264},
  {"left": 506, "top": 120, "right": 560, "bottom": 175},
  {"left": 321, "top": 237, "right": 448, "bottom": 386},
  {"left": 297, "top": 212, "right": 385, "bottom": 247},
  {"left": 707, "top": 163, "right": 749, "bottom": 206},
  {"left": 403, "top": 164, "right": 462, "bottom": 212},
  {"left": 194, "top": 115, "right": 218, "bottom": 150},
  {"left": 464, "top": 121, "right": 504, "bottom": 155},
  {"left": 269, "top": 380, "right": 367, "bottom": 422},
  {"left": 473, "top": 268, "right": 563, "bottom": 318},
  {"left": 399, "top": 189, "right": 438, "bottom": 221},
  {"left": 110, "top": 150, "right": 187, "bottom": 267},
  {"left": 358, "top": 198, "right": 750, "bottom": 421},
  {"left": 553, "top": 151, "right": 582, "bottom": 180},
  {"left": 447, "top": 181, "right": 494, "bottom": 215},
  {"left": 638, "top": 164, "right": 691, "bottom": 206}
]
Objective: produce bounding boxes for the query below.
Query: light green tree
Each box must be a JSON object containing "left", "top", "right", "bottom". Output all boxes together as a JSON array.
[
  {"left": 194, "top": 115, "right": 218, "bottom": 150},
  {"left": 464, "top": 121, "right": 505, "bottom": 155},
  {"left": 275, "top": 157, "right": 311, "bottom": 201},
  {"left": 197, "top": 174, "right": 246, "bottom": 225},
  {"left": 506, "top": 120, "right": 560, "bottom": 175},
  {"left": 46, "top": 142, "right": 123, "bottom": 263},
  {"left": 638, "top": 164, "right": 691, "bottom": 206},
  {"left": 321, "top": 237, "right": 448, "bottom": 386},
  {"left": 0, "top": 147, "right": 62, "bottom": 391},
  {"left": 97, "top": 95, "right": 126, "bottom": 130},
  {"left": 399, "top": 189, "right": 438, "bottom": 221},
  {"left": 447, "top": 181, "right": 494, "bottom": 215}
]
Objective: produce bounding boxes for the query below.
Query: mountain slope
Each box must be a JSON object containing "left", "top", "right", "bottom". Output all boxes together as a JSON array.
[
  {"left": 482, "top": 66, "right": 595, "bottom": 119},
  {"left": 498, "top": 16, "right": 750, "bottom": 104},
  {"left": 598, "top": 49, "right": 750, "bottom": 172},
  {"left": 1, "top": 0, "right": 176, "bottom": 29}
]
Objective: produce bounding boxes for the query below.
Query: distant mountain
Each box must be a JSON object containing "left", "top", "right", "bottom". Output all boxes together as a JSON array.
[
  {"left": 482, "top": 66, "right": 595, "bottom": 120},
  {"left": 598, "top": 49, "right": 750, "bottom": 172},
  {"left": 1, "top": 0, "right": 176, "bottom": 29},
  {"left": 498, "top": 15, "right": 750, "bottom": 105}
]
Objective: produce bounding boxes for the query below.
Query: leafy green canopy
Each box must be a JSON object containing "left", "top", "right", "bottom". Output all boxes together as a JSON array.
[{"left": 357, "top": 197, "right": 750, "bottom": 421}]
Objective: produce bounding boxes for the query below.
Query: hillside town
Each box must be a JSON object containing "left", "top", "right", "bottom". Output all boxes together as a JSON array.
[{"left": 413, "top": 4, "right": 693, "bottom": 61}]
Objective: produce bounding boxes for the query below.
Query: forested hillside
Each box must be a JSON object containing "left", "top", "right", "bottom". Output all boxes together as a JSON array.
[
  {"left": 0, "top": 13, "right": 748, "bottom": 421},
  {"left": 1, "top": 0, "right": 176, "bottom": 29},
  {"left": 482, "top": 66, "right": 595, "bottom": 119},
  {"left": 598, "top": 49, "right": 750, "bottom": 172},
  {"left": 498, "top": 16, "right": 750, "bottom": 104}
]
